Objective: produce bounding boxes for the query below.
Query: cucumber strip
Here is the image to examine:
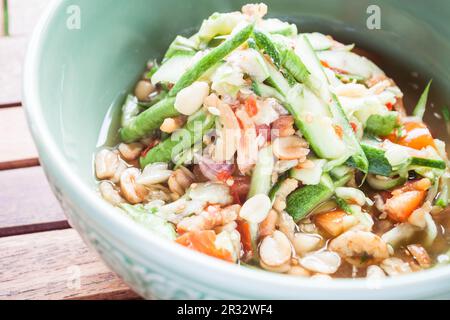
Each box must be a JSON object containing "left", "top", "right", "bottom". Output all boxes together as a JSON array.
[
  {"left": 365, "top": 112, "right": 399, "bottom": 137},
  {"left": 120, "top": 98, "right": 178, "bottom": 143},
  {"left": 248, "top": 146, "right": 275, "bottom": 197},
  {"left": 151, "top": 53, "right": 195, "bottom": 85},
  {"left": 253, "top": 30, "right": 281, "bottom": 68},
  {"left": 254, "top": 31, "right": 309, "bottom": 84},
  {"left": 252, "top": 81, "right": 285, "bottom": 101},
  {"left": 347, "top": 139, "right": 447, "bottom": 176},
  {"left": 295, "top": 35, "right": 368, "bottom": 173},
  {"left": 139, "top": 111, "right": 215, "bottom": 167},
  {"left": 366, "top": 174, "right": 407, "bottom": 190},
  {"left": 170, "top": 24, "right": 254, "bottom": 96},
  {"left": 412, "top": 80, "right": 432, "bottom": 120},
  {"left": 286, "top": 174, "right": 335, "bottom": 222},
  {"left": 268, "top": 173, "right": 288, "bottom": 203},
  {"left": 164, "top": 35, "right": 198, "bottom": 60},
  {"left": 335, "top": 196, "right": 354, "bottom": 215}
]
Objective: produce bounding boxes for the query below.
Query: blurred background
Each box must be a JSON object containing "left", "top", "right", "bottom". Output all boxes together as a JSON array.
[{"left": 0, "top": 0, "right": 138, "bottom": 300}]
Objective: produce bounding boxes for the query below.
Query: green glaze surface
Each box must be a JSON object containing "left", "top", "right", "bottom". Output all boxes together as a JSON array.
[{"left": 24, "top": 0, "right": 450, "bottom": 299}]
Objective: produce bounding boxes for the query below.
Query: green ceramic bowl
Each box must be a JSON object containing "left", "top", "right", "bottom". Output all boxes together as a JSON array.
[{"left": 24, "top": 0, "right": 450, "bottom": 299}]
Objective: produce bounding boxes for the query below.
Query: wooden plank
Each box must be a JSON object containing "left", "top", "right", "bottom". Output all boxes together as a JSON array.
[
  {"left": 0, "top": 36, "right": 27, "bottom": 105},
  {"left": 0, "top": 229, "right": 140, "bottom": 300},
  {"left": 0, "top": 0, "right": 49, "bottom": 105},
  {"left": 9, "top": 0, "right": 49, "bottom": 37},
  {"left": 0, "top": 107, "right": 39, "bottom": 169},
  {"left": 0, "top": 166, "right": 68, "bottom": 237}
]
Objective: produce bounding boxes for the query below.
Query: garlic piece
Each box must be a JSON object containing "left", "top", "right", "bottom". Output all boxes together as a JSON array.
[{"left": 174, "top": 81, "right": 210, "bottom": 115}]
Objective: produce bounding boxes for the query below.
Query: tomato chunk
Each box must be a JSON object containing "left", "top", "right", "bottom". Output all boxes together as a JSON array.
[
  {"left": 386, "top": 122, "right": 435, "bottom": 150},
  {"left": 176, "top": 230, "right": 233, "bottom": 262},
  {"left": 385, "top": 190, "right": 426, "bottom": 222}
]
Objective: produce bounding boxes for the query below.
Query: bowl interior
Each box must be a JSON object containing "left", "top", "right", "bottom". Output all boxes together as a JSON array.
[{"left": 33, "top": 0, "right": 450, "bottom": 186}]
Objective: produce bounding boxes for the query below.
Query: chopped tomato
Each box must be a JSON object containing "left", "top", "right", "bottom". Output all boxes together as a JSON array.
[
  {"left": 176, "top": 230, "right": 233, "bottom": 262},
  {"left": 386, "top": 121, "right": 435, "bottom": 150},
  {"left": 386, "top": 102, "right": 394, "bottom": 111},
  {"left": 236, "top": 220, "right": 254, "bottom": 259},
  {"left": 384, "top": 178, "right": 430, "bottom": 222},
  {"left": 334, "top": 125, "right": 344, "bottom": 139},
  {"left": 385, "top": 190, "right": 426, "bottom": 222},
  {"left": 229, "top": 176, "right": 251, "bottom": 205},
  {"left": 244, "top": 96, "right": 258, "bottom": 117},
  {"left": 216, "top": 170, "right": 232, "bottom": 182},
  {"left": 350, "top": 122, "right": 358, "bottom": 133},
  {"left": 315, "top": 210, "right": 349, "bottom": 237}
]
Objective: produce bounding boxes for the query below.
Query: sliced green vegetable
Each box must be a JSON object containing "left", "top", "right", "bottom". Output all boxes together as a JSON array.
[
  {"left": 295, "top": 35, "right": 368, "bottom": 173},
  {"left": 170, "top": 23, "right": 254, "bottom": 96},
  {"left": 140, "top": 111, "right": 215, "bottom": 167},
  {"left": 248, "top": 146, "right": 275, "bottom": 197},
  {"left": 268, "top": 173, "right": 288, "bottom": 203},
  {"left": 347, "top": 139, "right": 447, "bottom": 176},
  {"left": 365, "top": 112, "right": 399, "bottom": 136},
  {"left": 164, "top": 35, "right": 198, "bottom": 60},
  {"left": 197, "top": 12, "right": 245, "bottom": 44},
  {"left": 286, "top": 174, "right": 335, "bottom": 222},
  {"left": 412, "top": 80, "right": 432, "bottom": 120},
  {"left": 366, "top": 174, "right": 407, "bottom": 190},
  {"left": 335, "top": 196, "right": 354, "bottom": 215},
  {"left": 120, "top": 204, "right": 177, "bottom": 240},
  {"left": 151, "top": 52, "right": 195, "bottom": 85},
  {"left": 253, "top": 30, "right": 281, "bottom": 68},
  {"left": 120, "top": 98, "right": 178, "bottom": 143}
]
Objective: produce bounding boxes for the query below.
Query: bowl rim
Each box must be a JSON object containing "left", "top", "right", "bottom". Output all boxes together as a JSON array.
[{"left": 23, "top": 0, "right": 450, "bottom": 297}]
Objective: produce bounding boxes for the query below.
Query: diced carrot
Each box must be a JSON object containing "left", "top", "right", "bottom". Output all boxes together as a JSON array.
[
  {"left": 236, "top": 220, "right": 254, "bottom": 259},
  {"left": 176, "top": 230, "right": 233, "bottom": 262},
  {"left": 259, "top": 210, "right": 278, "bottom": 237},
  {"left": 244, "top": 96, "right": 258, "bottom": 117},
  {"left": 385, "top": 190, "right": 426, "bottom": 222},
  {"left": 314, "top": 210, "right": 347, "bottom": 237},
  {"left": 386, "top": 122, "right": 435, "bottom": 150}
]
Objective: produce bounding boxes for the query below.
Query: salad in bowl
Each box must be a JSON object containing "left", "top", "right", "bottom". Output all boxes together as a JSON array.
[{"left": 94, "top": 3, "right": 450, "bottom": 279}]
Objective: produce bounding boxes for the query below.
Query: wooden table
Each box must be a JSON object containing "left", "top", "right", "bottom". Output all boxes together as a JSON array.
[{"left": 0, "top": 0, "right": 139, "bottom": 300}]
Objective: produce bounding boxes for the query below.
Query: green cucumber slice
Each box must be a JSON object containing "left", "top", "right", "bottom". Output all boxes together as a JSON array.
[
  {"left": 139, "top": 111, "right": 215, "bottom": 167},
  {"left": 286, "top": 174, "right": 335, "bottom": 222},
  {"left": 170, "top": 23, "right": 254, "bottom": 96},
  {"left": 347, "top": 139, "right": 447, "bottom": 176},
  {"left": 120, "top": 98, "right": 178, "bottom": 143},
  {"left": 151, "top": 53, "right": 195, "bottom": 85},
  {"left": 248, "top": 146, "right": 275, "bottom": 197}
]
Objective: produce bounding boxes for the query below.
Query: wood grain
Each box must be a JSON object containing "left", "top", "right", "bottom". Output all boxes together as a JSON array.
[
  {"left": 0, "top": 166, "right": 69, "bottom": 237},
  {"left": 0, "top": 0, "right": 49, "bottom": 105},
  {"left": 0, "top": 229, "right": 140, "bottom": 300},
  {"left": 0, "top": 107, "right": 39, "bottom": 169}
]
